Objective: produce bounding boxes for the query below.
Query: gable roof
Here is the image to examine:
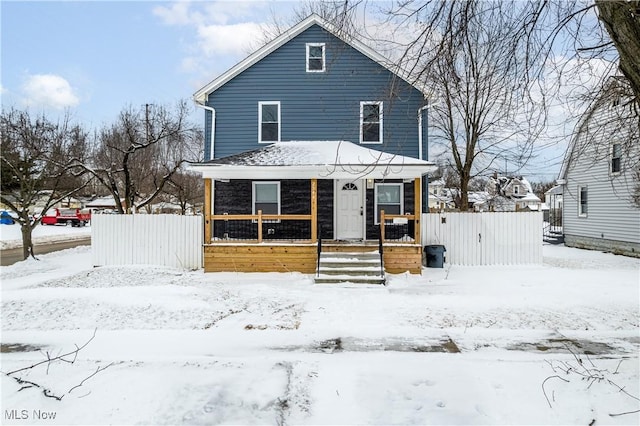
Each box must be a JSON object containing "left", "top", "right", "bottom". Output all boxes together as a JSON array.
[
  {"left": 190, "top": 140, "right": 436, "bottom": 179},
  {"left": 193, "top": 14, "right": 426, "bottom": 104}
]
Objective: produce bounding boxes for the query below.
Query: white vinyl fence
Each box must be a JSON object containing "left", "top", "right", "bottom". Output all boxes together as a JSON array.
[
  {"left": 422, "top": 212, "right": 543, "bottom": 266},
  {"left": 92, "top": 214, "right": 203, "bottom": 269}
]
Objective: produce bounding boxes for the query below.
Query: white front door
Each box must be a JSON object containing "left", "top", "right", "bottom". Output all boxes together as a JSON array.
[{"left": 336, "top": 179, "right": 364, "bottom": 240}]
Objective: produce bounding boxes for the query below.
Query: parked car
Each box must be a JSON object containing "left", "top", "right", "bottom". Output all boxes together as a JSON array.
[
  {"left": 0, "top": 210, "right": 17, "bottom": 225},
  {"left": 41, "top": 208, "right": 91, "bottom": 227}
]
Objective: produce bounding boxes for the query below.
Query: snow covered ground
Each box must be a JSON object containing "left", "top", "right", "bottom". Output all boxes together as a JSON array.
[
  {"left": 0, "top": 224, "right": 91, "bottom": 250},
  {"left": 1, "top": 242, "right": 638, "bottom": 425}
]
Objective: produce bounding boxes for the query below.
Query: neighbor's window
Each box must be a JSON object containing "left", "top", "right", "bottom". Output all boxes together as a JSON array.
[
  {"left": 360, "top": 101, "right": 383, "bottom": 143},
  {"left": 578, "top": 186, "right": 588, "bottom": 217},
  {"left": 611, "top": 143, "right": 621, "bottom": 174},
  {"left": 306, "top": 43, "right": 325, "bottom": 72},
  {"left": 253, "top": 182, "right": 280, "bottom": 215},
  {"left": 375, "top": 183, "right": 403, "bottom": 223},
  {"left": 513, "top": 185, "right": 520, "bottom": 195},
  {"left": 258, "top": 101, "right": 280, "bottom": 143}
]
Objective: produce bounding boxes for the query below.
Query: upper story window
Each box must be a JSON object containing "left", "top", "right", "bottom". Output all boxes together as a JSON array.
[
  {"left": 360, "top": 101, "right": 383, "bottom": 144},
  {"left": 258, "top": 101, "right": 280, "bottom": 143},
  {"left": 513, "top": 185, "right": 520, "bottom": 195},
  {"left": 578, "top": 185, "right": 588, "bottom": 217},
  {"left": 306, "top": 43, "right": 325, "bottom": 72},
  {"left": 611, "top": 143, "right": 621, "bottom": 174}
]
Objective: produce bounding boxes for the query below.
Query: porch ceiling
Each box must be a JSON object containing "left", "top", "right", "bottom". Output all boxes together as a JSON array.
[{"left": 189, "top": 140, "right": 437, "bottom": 180}]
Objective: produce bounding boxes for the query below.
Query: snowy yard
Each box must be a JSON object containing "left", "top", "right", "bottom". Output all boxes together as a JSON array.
[{"left": 1, "top": 243, "right": 639, "bottom": 425}]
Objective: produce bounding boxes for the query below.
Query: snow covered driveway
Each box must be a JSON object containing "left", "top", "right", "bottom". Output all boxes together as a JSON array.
[{"left": 1, "top": 245, "right": 638, "bottom": 425}]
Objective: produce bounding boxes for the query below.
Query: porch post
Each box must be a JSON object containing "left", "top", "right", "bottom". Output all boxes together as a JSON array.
[
  {"left": 311, "top": 178, "right": 317, "bottom": 243},
  {"left": 204, "top": 178, "right": 212, "bottom": 244},
  {"left": 414, "top": 177, "right": 421, "bottom": 245}
]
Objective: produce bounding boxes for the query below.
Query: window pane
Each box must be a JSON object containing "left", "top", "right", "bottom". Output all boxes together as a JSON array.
[
  {"left": 308, "top": 58, "right": 323, "bottom": 70},
  {"left": 362, "top": 104, "right": 379, "bottom": 122},
  {"left": 255, "top": 202, "right": 278, "bottom": 215},
  {"left": 261, "top": 104, "right": 278, "bottom": 122},
  {"left": 309, "top": 45, "right": 323, "bottom": 58},
  {"left": 261, "top": 123, "right": 278, "bottom": 141},
  {"left": 613, "top": 143, "right": 621, "bottom": 158},
  {"left": 378, "top": 205, "right": 401, "bottom": 216},
  {"left": 377, "top": 185, "right": 400, "bottom": 204},
  {"left": 256, "top": 183, "right": 278, "bottom": 202},
  {"left": 362, "top": 123, "right": 379, "bottom": 142},
  {"left": 580, "top": 187, "right": 587, "bottom": 215}
]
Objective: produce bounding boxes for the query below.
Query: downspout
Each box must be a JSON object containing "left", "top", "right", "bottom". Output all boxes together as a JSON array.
[
  {"left": 196, "top": 102, "right": 216, "bottom": 160},
  {"left": 417, "top": 103, "right": 429, "bottom": 161},
  {"left": 418, "top": 103, "right": 429, "bottom": 215}
]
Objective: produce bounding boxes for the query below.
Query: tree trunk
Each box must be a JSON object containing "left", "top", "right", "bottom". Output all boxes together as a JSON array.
[
  {"left": 20, "top": 223, "right": 35, "bottom": 260},
  {"left": 596, "top": 0, "right": 640, "bottom": 104}
]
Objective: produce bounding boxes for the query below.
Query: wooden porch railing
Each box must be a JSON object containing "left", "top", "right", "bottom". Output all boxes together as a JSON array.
[
  {"left": 209, "top": 210, "right": 316, "bottom": 244},
  {"left": 379, "top": 210, "right": 421, "bottom": 245}
]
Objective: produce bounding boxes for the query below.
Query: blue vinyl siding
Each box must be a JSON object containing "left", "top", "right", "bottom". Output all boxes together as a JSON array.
[{"left": 205, "top": 24, "right": 426, "bottom": 160}]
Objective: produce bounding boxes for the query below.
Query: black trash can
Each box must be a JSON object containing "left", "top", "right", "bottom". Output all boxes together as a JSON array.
[{"left": 424, "top": 245, "right": 446, "bottom": 268}]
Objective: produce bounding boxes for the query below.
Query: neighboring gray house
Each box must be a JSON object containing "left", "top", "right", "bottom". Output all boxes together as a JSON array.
[{"left": 558, "top": 78, "right": 640, "bottom": 257}]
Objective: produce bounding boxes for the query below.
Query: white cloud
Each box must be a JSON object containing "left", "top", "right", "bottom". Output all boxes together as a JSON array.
[
  {"left": 197, "top": 22, "right": 263, "bottom": 56},
  {"left": 21, "top": 74, "right": 80, "bottom": 109}
]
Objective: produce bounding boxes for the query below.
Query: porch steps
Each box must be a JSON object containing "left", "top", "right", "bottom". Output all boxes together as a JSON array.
[{"left": 315, "top": 251, "right": 385, "bottom": 285}]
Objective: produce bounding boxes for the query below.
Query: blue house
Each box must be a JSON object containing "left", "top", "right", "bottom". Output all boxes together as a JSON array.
[{"left": 191, "top": 14, "right": 436, "bottom": 279}]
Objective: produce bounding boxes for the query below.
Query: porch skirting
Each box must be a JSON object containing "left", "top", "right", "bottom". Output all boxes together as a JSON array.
[{"left": 203, "top": 243, "right": 423, "bottom": 274}]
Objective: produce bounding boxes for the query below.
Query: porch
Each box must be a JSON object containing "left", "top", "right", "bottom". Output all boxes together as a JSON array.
[
  {"left": 202, "top": 194, "right": 424, "bottom": 275},
  {"left": 194, "top": 141, "right": 437, "bottom": 277}
]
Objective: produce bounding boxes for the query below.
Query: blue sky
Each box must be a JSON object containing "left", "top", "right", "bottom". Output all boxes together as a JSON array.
[
  {"left": 1, "top": 1, "right": 297, "bottom": 127},
  {"left": 1, "top": 1, "right": 606, "bottom": 182}
]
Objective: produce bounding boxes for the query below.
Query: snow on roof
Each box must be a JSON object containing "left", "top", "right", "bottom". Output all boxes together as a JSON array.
[
  {"left": 191, "top": 141, "right": 436, "bottom": 180},
  {"left": 520, "top": 193, "right": 541, "bottom": 202}
]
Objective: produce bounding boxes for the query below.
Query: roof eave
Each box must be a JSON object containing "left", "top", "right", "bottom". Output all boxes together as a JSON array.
[{"left": 188, "top": 163, "right": 436, "bottom": 180}]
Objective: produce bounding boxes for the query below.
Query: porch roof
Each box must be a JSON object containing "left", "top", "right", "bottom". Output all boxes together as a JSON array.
[{"left": 190, "top": 140, "right": 437, "bottom": 180}]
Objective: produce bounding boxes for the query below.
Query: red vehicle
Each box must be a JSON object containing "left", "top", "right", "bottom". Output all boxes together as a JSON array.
[{"left": 41, "top": 208, "right": 91, "bottom": 227}]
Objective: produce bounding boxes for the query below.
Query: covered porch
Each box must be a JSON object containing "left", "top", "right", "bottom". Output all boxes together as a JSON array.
[{"left": 191, "top": 141, "right": 437, "bottom": 276}]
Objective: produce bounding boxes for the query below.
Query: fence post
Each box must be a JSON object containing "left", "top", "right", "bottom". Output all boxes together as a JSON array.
[
  {"left": 311, "top": 178, "right": 317, "bottom": 243},
  {"left": 257, "top": 209, "right": 263, "bottom": 243},
  {"left": 380, "top": 210, "right": 385, "bottom": 243}
]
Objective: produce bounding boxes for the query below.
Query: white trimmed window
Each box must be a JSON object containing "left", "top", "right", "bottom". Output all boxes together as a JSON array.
[
  {"left": 360, "top": 101, "right": 383, "bottom": 144},
  {"left": 375, "top": 183, "right": 403, "bottom": 223},
  {"left": 306, "top": 43, "right": 325, "bottom": 72},
  {"left": 253, "top": 182, "right": 280, "bottom": 215},
  {"left": 258, "top": 101, "right": 280, "bottom": 143},
  {"left": 611, "top": 143, "right": 621, "bottom": 174},
  {"left": 578, "top": 185, "right": 588, "bottom": 217}
]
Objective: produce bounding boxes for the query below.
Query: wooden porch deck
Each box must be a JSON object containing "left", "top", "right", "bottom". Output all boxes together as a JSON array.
[{"left": 203, "top": 240, "right": 422, "bottom": 274}]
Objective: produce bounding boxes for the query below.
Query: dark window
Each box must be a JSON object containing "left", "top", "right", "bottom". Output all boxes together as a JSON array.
[
  {"left": 306, "top": 43, "right": 325, "bottom": 72},
  {"left": 361, "top": 102, "right": 382, "bottom": 143},
  {"left": 612, "top": 143, "right": 621, "bottom": 173},
  {"left": 259, "top": 102, "right": 279, "bottom": 142}
]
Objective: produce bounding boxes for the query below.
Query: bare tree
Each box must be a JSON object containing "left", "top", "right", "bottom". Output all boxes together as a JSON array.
[
  {"left": 163, "top": 170, "right": 204, "bottom": 215},
  {"left": 82, "top": 101, "right": 202, "bottom": 214},
  {"left": 0, "top": 108, "right": 89, "bottom": 259}
]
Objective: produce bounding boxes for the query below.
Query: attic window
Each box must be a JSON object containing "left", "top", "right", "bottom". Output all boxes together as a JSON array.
[{"left": 306, "top": 43, "right": 325, "bottom": 72}]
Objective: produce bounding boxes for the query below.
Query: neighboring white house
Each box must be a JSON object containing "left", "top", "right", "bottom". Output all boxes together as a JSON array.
[
  {"left": 481, "top": 174, "right": 541, "bottom": 212},
  {"left": 428, "top": 179, "right": 456, "bottom": 211},
  {"left": 558, "top": 77, "right": 640, "bottom": 258}
]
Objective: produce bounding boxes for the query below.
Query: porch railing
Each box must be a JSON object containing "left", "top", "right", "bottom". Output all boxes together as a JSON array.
[
  {"left": 379, "top": 210, "right": 420, "bottom": 244},
  {"left": 210, "top": 210, "right": 316, "bottom": 243}
]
